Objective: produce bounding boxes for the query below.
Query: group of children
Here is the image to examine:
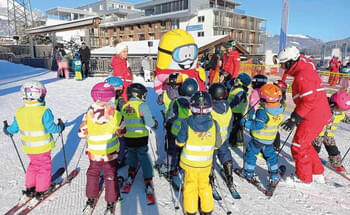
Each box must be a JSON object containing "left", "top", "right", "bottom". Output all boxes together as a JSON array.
[{"left": 3, "top": 69, "right": 350, "bottom": 214}]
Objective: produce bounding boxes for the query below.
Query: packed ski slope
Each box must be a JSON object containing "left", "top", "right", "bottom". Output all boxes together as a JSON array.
[{"left": 0, "top": 60, "right": 350, "bottom": 215}]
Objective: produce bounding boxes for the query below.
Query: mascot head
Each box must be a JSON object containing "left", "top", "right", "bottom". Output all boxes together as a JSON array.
[{"left": 157, "top": 29, "right": 198, "bottom": 70}]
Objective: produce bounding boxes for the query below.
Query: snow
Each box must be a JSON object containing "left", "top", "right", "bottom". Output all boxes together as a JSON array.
[
  {"left": 290, "top": 41, "right": 300, "bottom": 45},
  {"left": 1, "top": 60, "right": 350, "bottom": 214},
  {"left": 287, "top": 34, "right": 310, "bottom": 39}
]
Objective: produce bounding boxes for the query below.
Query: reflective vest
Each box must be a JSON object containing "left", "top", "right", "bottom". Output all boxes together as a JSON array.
[
  {"left": 228, "top": 87, "right": 247, "bottom": 113},
  {"left": 15, "top": 105, "right": 54, "bottom": 154},
  {"left": 163, "top": 90, "right": 172, "bottom": 112},
  {"left": 180, "top": 123, "right": 216, "bottom": 168},
  {"left": 319, "top": 111, "right": 345, "bottom": 137},
  {"left": 87, "top": 111, "right": 120, "bottom": 155},
  {"left": 251, "top": 108, "right": 283, "bottom": 143},
  {"left": 211, "top": 108, "right": 232, "bottom": 144},
  {"left": 171, "top": 99, "right": 192, "bottom": 136},
  {"left": 121, "top": 100, "right": 148, "bottom": 138}
]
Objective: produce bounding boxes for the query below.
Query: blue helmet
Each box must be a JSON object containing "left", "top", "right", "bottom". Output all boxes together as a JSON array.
[
  {"left": 105, "top": 77, "right": 123, "bottom": 88},
  {"left": 236, "top": 73, "right": 251, "bottom": 87},
  {"left": 74, "top": 51, "right": 80, "bottom": 57}
]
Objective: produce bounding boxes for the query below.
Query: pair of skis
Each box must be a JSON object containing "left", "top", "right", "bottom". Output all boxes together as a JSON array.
[
  {"left": 321, "top": 159, "right": 350, "bottom": 182},
  {"left": 211, "top": 168, "right": 241, "bottom": 201},
  {"left": 5, "top": 167, "right": 79, "bottom": 215},
  {"left": 234, "top": 165, "right": 286, "bottom": 197},
  {"left": 122, "top": 165, "right": 156, "bottom": 205},
  {"left": 154, "top": 164, "right": 183, "bottom": 191}
]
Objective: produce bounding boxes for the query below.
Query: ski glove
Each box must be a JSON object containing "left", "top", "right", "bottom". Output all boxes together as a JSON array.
[
  {"left": 281, "top": 111, "right": 304, "bottom": 132},
  {"left": 3, "top": 123, "right": 12, "bottom": 136},
  {"left": 152, "top": 117, "right": 158, "bottom": 129},
  {"left": 58, "top": 118, "right": 65, "bottom": 132}
]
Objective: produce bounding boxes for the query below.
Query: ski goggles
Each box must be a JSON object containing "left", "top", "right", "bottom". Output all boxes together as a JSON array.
[{"left": 158, "top": 44, "right": 198, "bottom": 63}]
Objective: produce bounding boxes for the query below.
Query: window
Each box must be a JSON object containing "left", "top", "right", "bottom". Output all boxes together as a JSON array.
[
  {"left": 197, "top": 32, "right": 204, "bottom": 37},
  {"left": 119, "top": 4, "right": 124, "bottom": 9},
  {"left": 198, "top": 16, "right": 205, "bottom": 23}
]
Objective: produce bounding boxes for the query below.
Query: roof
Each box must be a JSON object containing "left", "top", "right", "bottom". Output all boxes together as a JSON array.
[
  {"left": 100, "top": 9, "right": 191, "bottom": 27},
  {"left": 91, "top": 35, "right": 228, "bottom": 56},
  {"left": 25, "top": 16, "right": 101, "bottom": 34},
  {"left": 46, "top": 7, "right": 97, "bottom": 16}
]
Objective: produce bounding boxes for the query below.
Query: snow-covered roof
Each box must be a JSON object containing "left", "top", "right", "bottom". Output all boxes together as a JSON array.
[{"left": 91, "top": 35, "right": 228, "bottom": 56}]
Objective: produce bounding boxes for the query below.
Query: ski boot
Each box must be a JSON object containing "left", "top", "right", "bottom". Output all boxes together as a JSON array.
[
  {"left": 329, "top": 154, "right": 346, "bottom": 172},
  {"left": 82, "top": 198, "right": 95, "bottom": 214},
  {"left": 242, "top": 169, "right": 256, "bottom": 182},
  {"left": 19, "top": 187, "right": 35, "bottom": 204},
  {"left": 185, "top": 213, "right": 196, "bottom": 215},
  {"left": 126, "top": 168, "right": 137, "bottom": 185},
  {"left": 104, "top": 202, "right": 115, "bottom": 215},
  {"left": 199, "top": 211, "right": 212, "bottom": 215},
  {"left": 27, "top": 191, "right": 46, "bottom": 207},
  {"left": 145, "top": 179, "right": 156, "bottom": 204},
  {"left": 223, "top": 161, "right": 234, "bottom": 187}
]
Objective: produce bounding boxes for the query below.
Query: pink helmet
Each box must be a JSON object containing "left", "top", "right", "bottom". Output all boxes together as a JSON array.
[
  {"left": 91, "top": 82, "right": 116, "bottom": 102},
  {"left": 331, "top": 91, "right": 350, "bottom": 111}
]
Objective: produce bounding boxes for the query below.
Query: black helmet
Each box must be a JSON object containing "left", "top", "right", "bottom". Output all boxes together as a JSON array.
[
  {"left": 168, "top": 72, "right": 182, "bottom": 88},
  {"left": 127, "top": 83, "right": 147, "bottom": 100},
  {"left": 190, "top": 91, "right": 213, "bottom": 114},
  {"left": 179, "top": 78, "right": 198, "bottom": 97},
  {"left": 251, "top": 74, "right": 268, "bottom": 89},
  {"left": 208, "top": 83, "right": 226, "bottom": 100}
]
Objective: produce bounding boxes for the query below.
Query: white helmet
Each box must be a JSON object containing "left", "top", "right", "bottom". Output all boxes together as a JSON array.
[
  {"left": 21, "top": 80, "right": 47, "bottom": 101},
  {"left": 278, "top": 46, "right": 300, "bottom": 63}
]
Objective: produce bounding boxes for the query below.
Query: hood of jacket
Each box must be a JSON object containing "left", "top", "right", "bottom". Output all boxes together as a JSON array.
[
  {"left": 212, "top": 100, "right": 230, "bottom": 114},
  {"left": 188, "top": 114, "right": 213, "bottom": 132}
]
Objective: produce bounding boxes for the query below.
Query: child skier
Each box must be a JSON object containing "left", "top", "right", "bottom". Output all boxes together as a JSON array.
[
  {"left": 227, "top": 72, "right": 251, "bottom": 147},
  {"left": 240, "top": 84, "right": 284, "bottom": 185},
  {"left": 79, "top": 82, "right": 121, "bottom": 214},
  {"left": 105, "top": 76, "right": 127, "bottom": 168},
  {"left": 163, "top": 78, "right": 198, "bottom": 186},
  {"left": 208, "top": 83, "right": 236, "bottom": 188},
  {"left": 312, "top": 91, "right": 350, "bottom": 172},
  {"left": 176, "top": 91, "right": 222, "bottom": 215},
  {"left": 249, "top": 74, "right": 268, "bottom": 112},
  {"left": 120, "top": 83, "right": 158, "bottom": 199},
  {"left": 73, "top": 51, "right": 82, "bottom": 80},
  {"left": 3, "top": 80, "right": 65, "bottom": 205}
]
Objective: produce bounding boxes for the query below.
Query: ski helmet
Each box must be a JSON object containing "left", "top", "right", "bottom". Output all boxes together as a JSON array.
[
  {"left": 21, "top": 80, "right": 47, "bottom": 102},
  {"left": 105, "top": 77, "right": 123, "bottom": 89},
  {"left": 273, "top": 80, "right": 288, "bottom": 90},
  {"left": 126, "top": 83, "right": 147, "bottom": 101},
  {"left": 168, "top": 72, "right": 182, "bottom": 87},
  {"left": 251, "top": 74, "right": 268, "bottom": 89},
  {"left": 208, "top": 83, "right": 226, "bottom": 100},
  {"left": 91, "top": 82, "right": 115, "bottom": 102},
  {"left": 179, "top": 78, "right": 198, "bottom": 97},
  {"left": 260, "top": 84, "right": 282, "bottom": 103},
  {"left": 330, "top": 91, "right": 350, "bottom": 111},
  {"left": 190, "top": 91, "right": 213, "bottom": 114},
  {"left": 278, "top": 46, "right": 300, "bottom": 72},
  {"left": 225, "top": 40, "right": 236, "bottom": 48},
  {"left": 236, "top": 73, "right": 251, "bottom": 87}
]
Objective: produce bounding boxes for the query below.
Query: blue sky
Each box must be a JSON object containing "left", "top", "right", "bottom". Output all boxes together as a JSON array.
[{"left": 30, "top": 0, "right": 349, "bottom": 42}]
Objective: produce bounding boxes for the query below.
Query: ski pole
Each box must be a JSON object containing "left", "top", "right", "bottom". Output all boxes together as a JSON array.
[
  {"left": 174, "top": 170, "right": 183, "bottom": 211},
  {"left": 4, "top": 120, "right": 26, "bottom": 174},
  {"left": 59, "top": 131, "right": 69, "bottom": 180},
  {"left": 277, "top": 127, "right": 294, "bottom": 157},
  {"left": 341, "top": 145, "right": 350, "bottom": 163}
]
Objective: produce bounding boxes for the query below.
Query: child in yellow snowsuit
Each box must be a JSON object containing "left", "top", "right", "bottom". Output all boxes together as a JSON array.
[{"left": 176, "top": 91, "right": 222, "bottom": 215}]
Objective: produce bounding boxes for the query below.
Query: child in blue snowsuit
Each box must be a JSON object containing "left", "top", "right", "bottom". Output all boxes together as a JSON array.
[
  {"left": 240, "top": 84, "right": 284, "bottom": 184},
  {"left": 72, "top": 52, "right": 82, "bottom": 80}
]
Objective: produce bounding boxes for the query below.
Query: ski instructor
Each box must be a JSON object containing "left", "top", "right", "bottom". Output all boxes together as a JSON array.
[{"left": 278, "top": 46, "right": 331, "bottom": 184}]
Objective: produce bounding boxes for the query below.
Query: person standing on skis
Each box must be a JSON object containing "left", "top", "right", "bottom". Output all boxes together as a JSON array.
[
  {"left": 79, "top": 82, "right": 122, "bottom": 214},
  {"left": 176, "top": 91, "right": 222, "bottom": 215},
  {"left": 278, "top": 46, "right": 332, "bottom": 184},
  {"left": 3, "top": 80, "right": 64, "bottom": 205}
]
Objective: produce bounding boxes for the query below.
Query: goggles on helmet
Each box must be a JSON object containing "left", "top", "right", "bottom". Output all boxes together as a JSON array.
[{"left": 158, "top": 44, "right": 198, "bottom": 63}]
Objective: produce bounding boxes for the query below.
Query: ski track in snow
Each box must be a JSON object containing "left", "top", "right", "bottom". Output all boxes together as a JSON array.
[{"left": 1, "top": 60, "right": 350, "bottom": 214}]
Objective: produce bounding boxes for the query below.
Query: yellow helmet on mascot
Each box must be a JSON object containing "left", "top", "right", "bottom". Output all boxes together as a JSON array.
[{"left": 157, "top": 29, "right": 198, "bottom": 70}]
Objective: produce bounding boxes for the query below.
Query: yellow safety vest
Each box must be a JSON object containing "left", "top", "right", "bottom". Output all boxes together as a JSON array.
[
  {"left": 171, "top": 99, "right": 192, "bottom": 136},
  {"left": 211, "top": 108, "right": 232, "bottom": 144},
  {"left": 121, "top": 100, "right": 149, "bottom": 138},
  {"left": 15, "top": 105, "right": 54, "bottom": 154},
  {"left": 87, "top": 111, "right": 120, "bottom": 155},
  {"left": 228, "top": 87, "right": 247, "bottom": 114},
  {"left": 251, "top": 108, "right": 283, "bottom": 143},
  {"left": 180, "top": 123, "right": 216, "bottom": 168},
  {"left": 163, "top": 90, "right": 172, "bottom": 112},
  {"left": 319, "top": 111, "right": 345, "bottom": 137}
]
